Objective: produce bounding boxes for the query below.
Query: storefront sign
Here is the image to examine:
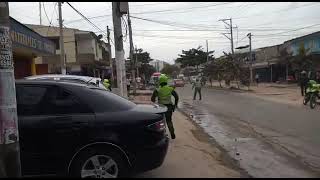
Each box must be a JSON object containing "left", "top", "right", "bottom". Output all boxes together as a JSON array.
[{"left": 10, "top": 17, "right": 55, "bottom": 55}]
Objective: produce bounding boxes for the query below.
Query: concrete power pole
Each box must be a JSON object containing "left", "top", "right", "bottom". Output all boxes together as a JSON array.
[
  {"left": 112, "top": 2, "right": 127, "bottom": 97},
  {"left": 39, "top": 2, "right": 42, "bottom": 25},
  {"left": 248, "top": 33, "right": 253, "bottom": 84},
  {"left": 219, "top": 18, "right": 234, "bottom": 55},
  {"left": 0, "top": 2, "right": 22, "bottom": 177},
  {"left": 230, "top": 18, "right": 234, "bottom": 55},
  {"left": 58, "top": 2, "right": 66, "bottom": 75},
  {"left": 106, "top": 26, "right": 114, "bottom": 85},
  {"left": 206, "top": 40, "right": 209, "bottom": 62},
  {"left": 135, "top": 46, "right": 139, "bottom": 77},
  {"left": 127, "top": 9, "right": 136, "bottom": 95}
]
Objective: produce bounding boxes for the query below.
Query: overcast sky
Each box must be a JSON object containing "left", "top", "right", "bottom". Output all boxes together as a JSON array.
[{"left": 8, "top": 2, "right": 320, "bottom": 64}]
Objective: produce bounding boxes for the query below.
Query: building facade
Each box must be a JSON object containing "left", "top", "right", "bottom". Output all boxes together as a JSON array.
[
  {"left": 150, "top": 60, "right": 165, "bottom": 72},
  {"left": 234, "top": 31, "right": 320, "bottom": 83},
  {"left": 282, "top": 31, "right": 320, "bottom": 75},
  {"left": 10, "top": 17, "right": 55, "bottom": 79},
  {"left": 25, "top": 24, "right": 112, "bottom": 78}
]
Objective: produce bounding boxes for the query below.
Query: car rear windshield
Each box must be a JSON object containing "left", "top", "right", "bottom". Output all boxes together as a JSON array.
[{"left": 91, "top": 88, "right": 136, "bottom": 111}]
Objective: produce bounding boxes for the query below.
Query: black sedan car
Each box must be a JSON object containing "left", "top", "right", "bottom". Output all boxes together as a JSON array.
[{"left": 15, "top": 80, "right": 169, "bottom": 178}]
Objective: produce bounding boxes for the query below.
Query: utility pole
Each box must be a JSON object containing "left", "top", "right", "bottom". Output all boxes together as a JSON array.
[
  {"left": 106, "top": 26, "right": 114, "bottom": 85},
  {"left": 206, "top": 40, "right": 209, "bottom": 62},
  {"left": 219, "top": 18, "right": 235, "bottom": 55},
  {"left": 58, "top": 2, "right": 66, "bottom": 75},
  {"left": 127, "top": 9, "right": 136, "bottom": 95},
  {"left": 39, "top": 2, "right": 42, "bottom": 25},
  {"left": 248, "top": 32, "right": 253, "bottom": 84},
  {"left": 135, "top": 45, "right": 139, "bottom": 77},
  {"left": 112, "top": 2, "right": 127, "bottom": 97},
  {"left": 0, "top": 2, "right": 21, "bottom": 177}
]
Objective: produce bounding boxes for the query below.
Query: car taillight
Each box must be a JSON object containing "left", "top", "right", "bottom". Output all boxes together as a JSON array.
[{"left": 147, "top": 120, "right": 166, "bottom": 132}]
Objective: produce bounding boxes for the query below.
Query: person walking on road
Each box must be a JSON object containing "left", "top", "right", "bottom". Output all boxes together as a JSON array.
[
  {"left": 300, "top": 70, "right": 308, "bottom": 96},
  {"left": 192, "top": 78, "right": 202, "bottom": 100},
  {"left": 255, "top": 73, "right": 260, "bottom": 86},
  {"left": 151, "top": 74, "right": 179, "bottom": 139}
]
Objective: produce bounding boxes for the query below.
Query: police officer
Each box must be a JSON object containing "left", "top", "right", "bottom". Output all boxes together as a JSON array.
[
  {"left": 103, "top": 79, "right": 112, "bottom": 91},
  {"left": 192, "top": 78, "right": 202, "bottom": 100},
  {"left": 300, "top": 70, "right": 308, "bottom": 96},
  {"left": 151, "top": 74, "right": 179, "bottom": 139}
]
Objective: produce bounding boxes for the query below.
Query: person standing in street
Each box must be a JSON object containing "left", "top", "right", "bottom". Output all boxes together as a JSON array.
[
  {"left": 255, "top": 73, "right": 260, "bottom": 86},
  {"left": 151, "top": 74, "right": 179, "bottom": 139},
  {"left": 192, "top": 78, "right": 202, "bottom": 100},
  {"left": 300, "top": 70, "right": 308, "bottom": 96}
]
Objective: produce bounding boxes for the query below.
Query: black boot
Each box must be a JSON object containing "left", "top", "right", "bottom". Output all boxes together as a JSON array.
[{"left": 171, "top": 133, "right": 176, "bottom": 139}]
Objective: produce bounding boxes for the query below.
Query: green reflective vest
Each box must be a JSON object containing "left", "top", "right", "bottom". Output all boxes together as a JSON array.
[
  {"left": 103, "top": 81, "right": 110, "bottom": 89},
  {"left": 157, "top": 85, "right": 174, "bottom": 105}
]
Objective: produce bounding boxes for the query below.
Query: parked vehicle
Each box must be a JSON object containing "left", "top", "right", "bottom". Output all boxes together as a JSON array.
[
  {"left": 174, "top": 79, "right": 185, "bottom": 87},
  {"left": 16, "top": 80, "right": 169, "bottom": 177},
  {"left": 149, "top": 72, "right": 161, "bottom": 86},
  {"left": 25, "top": 74, "right": 107, "bottom": 90},
  {"left": 168, "top": 78, "right": 175, "bottom": 88}
]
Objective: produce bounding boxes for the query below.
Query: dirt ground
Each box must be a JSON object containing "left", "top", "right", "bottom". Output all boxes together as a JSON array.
[
  {"left": 206, "top": 81, "right": 303, "bottom": 106},
  {"left": 134, "top": 110, "right": 242, "bottom": 178}
]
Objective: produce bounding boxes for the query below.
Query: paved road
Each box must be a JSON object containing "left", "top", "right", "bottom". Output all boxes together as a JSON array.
[
  {"left": 176, "top": 84, "right": 320, "bottom": 177},
  {"left": 134, "top": 111, "right": 241, "bottom": 178}
]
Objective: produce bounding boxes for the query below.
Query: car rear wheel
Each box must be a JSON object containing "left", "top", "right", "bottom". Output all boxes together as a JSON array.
[{"left": 70, "top": 147, "right": 128, "bottom": 178}]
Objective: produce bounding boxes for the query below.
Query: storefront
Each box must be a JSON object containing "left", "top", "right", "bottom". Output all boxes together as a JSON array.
[{"left": 10, "top": 17, "right": 55, "bottom": 79}]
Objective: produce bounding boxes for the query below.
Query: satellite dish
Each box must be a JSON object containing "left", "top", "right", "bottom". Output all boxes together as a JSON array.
[{"left": 97, "top": 34, "right": 103, "bottom": 39}]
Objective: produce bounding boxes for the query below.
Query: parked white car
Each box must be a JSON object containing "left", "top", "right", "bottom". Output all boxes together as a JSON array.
[{"left": 25, "top": 74, "right": 108, "bottom": 90}]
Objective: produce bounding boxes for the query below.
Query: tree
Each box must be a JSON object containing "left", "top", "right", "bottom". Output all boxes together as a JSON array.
[
  {"left": 161, "top": 63, "right": 180, "bottom": 78},
  {"left": 133, "top": 48, "right": 153, "bottom": 64},
  {"left": 138, "top": 64, "right": 156, "bottom": 82},
  {"left": 129, "top": 48, "right": 155, "bottom": 81},
  {"left": 175, "top": 46, "right": 214, "bottom": 71},
  {"left": 203, "top": 52, "right": 250, "bottom": 89},
  {"left": 290, "top": 45, "right": 313, "bottom": 72}
]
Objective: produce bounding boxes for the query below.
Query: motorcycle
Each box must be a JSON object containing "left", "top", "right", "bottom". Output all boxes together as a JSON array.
[
  {"left": 303, "top": 80, "right": 317, "bottom": 105},
  {"left": 305, "top": 80, "right": 320, "bottom": 109}
]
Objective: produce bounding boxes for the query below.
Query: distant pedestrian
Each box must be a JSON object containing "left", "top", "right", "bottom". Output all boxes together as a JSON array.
[
  {"left": 127, "top": 79, "right": 131, "bottom": 93},
  {"left": 192, "top": 78, "right": 202, "bottom": 100},
  {"left": 299, "top": 70, "right": 308, "bottom": 96},
  {"left": 255, "top": 73, "right": 260, "bottom": 86}
]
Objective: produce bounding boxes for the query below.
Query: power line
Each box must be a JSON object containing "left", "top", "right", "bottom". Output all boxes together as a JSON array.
[
  {"left": 64, "top": 14, "right": 112, "bottom": 25},
  {"left": 66, "top": 2, "right": 108, "bottom": 37},
  {"left": 253, "top": 23, "right": 320, "bottom": 36},
  {"left": 130, "top": 2, "right": 235, "bottom": 15},
  {"left": 130, "top": 2, "right": 179, "bottom": 7},
  {"left": 64, "top": 2, "right": 234, "bottom": 25},
  {"left": 234, "top": 2, "right": 320, "bottom": 20},
  {"left": 42, "top": 2, "right": 51, "bottom": 24}
]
